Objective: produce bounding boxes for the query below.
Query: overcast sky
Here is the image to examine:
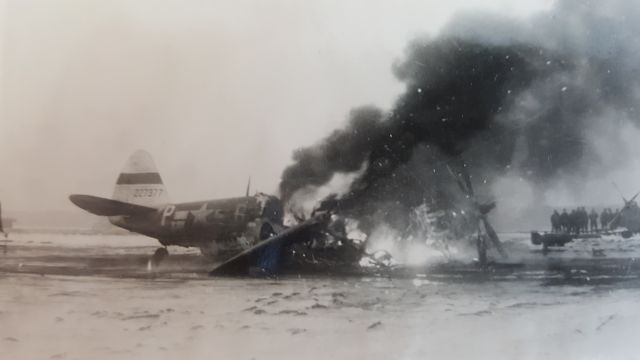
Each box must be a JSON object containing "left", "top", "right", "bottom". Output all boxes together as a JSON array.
[{"left": 0, "top": 0, "right": 554, "bottom": 211}]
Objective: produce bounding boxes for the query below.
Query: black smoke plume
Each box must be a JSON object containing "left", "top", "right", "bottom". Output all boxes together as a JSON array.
[{"left": 279, "top": 0, "right": 640, "bottom": 233}]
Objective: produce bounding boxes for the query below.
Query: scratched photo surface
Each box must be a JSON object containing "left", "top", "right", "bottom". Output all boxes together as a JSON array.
[{"left": 3, "top": 1, "right": 640, "bottom": 359}]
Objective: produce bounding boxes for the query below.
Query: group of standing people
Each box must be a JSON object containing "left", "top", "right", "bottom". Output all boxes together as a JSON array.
[{"left": 550, "top": 208, "right": 619, "bottom": 234}]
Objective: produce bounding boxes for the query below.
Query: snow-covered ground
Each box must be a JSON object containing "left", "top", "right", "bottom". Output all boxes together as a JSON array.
[
  {"left": 2, "top": 232, "right": 640, "bottom": 359},
  {"left": 4, "top": 232, "right": 170, "bottom": 249}
]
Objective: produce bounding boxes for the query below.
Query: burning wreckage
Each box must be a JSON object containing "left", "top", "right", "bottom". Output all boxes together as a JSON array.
[{"left": 211, "top": 161, "right": 509, "bottom": 277}]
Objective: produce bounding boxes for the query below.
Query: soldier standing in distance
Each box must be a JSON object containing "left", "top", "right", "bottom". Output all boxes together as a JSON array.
[
  {"left": 551, "top": 210, "right": 560, "bottom": 233},
  {"left": 577, "top": 207, "right": 584, "bottom": 233},
  {"left": 568, "top": 209, "right": 576, "bottom": 234},
  {"left": 560, "top": 209, "right": 570, "bottom": 233},
  {"left": 578, "top": 207, "right": 584, "bottom": 232},
  {"left": 589, "top": 208, "right": 598, "bottom": 232},
  {"left": 574, "top": 209, "right": 582, "bottom": 234}
]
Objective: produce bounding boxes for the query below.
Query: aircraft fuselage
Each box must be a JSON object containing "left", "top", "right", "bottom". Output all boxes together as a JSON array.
[{"left": 109, "top": 194, "right": 283, "bottom": 257}]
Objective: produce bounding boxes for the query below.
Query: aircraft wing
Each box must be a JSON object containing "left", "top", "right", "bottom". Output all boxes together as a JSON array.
[{"left": 209, "top": 212, "right": 330, "bottom": 276}]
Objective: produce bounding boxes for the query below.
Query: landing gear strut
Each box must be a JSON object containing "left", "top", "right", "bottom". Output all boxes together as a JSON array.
[{"left": 147, "top": 247, "right": 169, "bottom": 271}]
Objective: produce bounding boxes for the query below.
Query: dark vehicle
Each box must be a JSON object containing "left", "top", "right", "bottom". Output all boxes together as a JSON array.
[{"left": 531, "top": 231, "right": 573, "bottom": 249}]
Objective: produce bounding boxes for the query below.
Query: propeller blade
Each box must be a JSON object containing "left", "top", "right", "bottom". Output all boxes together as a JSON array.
[
  {"left": 482, "top": 217, "right": 507, "bottom": 258},
  {"left": 607, "top": 211, "right": 622, "bottom": 229},
  {"left": 446, "top": 164, "right": 470, "bottom": 196},
  {"left": 612, "top": 182, "right": 628, "bottom": 204}
]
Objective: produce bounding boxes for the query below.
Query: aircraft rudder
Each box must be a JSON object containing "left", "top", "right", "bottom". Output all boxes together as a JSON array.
[{"left": 112, "top": 150, "right": 170, "bottom": 207}]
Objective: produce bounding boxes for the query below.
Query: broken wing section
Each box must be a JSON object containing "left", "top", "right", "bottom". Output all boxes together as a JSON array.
[{"left": 209, "top": 213, "right": 330, "bottom": 276}]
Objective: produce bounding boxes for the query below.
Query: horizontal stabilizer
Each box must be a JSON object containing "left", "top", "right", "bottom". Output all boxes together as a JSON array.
[{"left": 69, "top": 194, "right": 157, "bottom": 217}]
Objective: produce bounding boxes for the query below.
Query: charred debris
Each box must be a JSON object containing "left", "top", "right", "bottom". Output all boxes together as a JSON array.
[{"left": 272, "top": 159, "right": 508, "bottom": 276}]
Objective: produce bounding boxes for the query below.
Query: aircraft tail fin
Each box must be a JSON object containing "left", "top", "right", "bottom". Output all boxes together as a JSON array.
[
  {"left": 69, "top": 194, "right": 157, "bottom": 216},
  {"left": 112, "top": 150, "right": 170, "bottom": 207}
]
